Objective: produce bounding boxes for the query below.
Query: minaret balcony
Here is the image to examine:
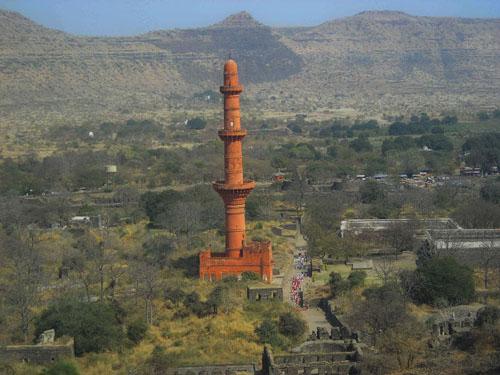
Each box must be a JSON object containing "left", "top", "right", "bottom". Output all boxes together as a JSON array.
[
  {"left": 220, "top": 84, "right": 243, "bottom": 94},
  {"left": 218, "top": 129, "right": 247, "bottom": 140},
  {"left": 213, "top": 179, "right": 255, "bottom": 192}
]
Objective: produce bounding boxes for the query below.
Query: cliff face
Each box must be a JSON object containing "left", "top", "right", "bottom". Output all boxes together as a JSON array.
[{"left": 1, "top": 9, "right": 499, "bottom": 124}]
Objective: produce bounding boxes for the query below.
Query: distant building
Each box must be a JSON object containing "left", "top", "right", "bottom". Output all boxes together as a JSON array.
[
  {"left": 340, "top": 218, "right": 459, "bottom": 238},
  {"left": 69, "top": 215, "right": 102, "bottom": 228},
  {"left": 460, "top": 167, "right": 481, "bottom": 177},
  {"left": 424, "top": 229, "right": 500, "bottom": 252}
]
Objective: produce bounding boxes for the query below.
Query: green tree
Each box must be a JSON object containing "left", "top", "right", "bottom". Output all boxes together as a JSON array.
[
  {"left": 349, "top": 136, "right": 373, "bottom": 153},
  {"left": 147, "top": 345, "right": 178, "bottom": 375},
  {"left": 143, "top": 235, "right": 176, "bottom": 269},
  {"left": 417, "top": 134, "right": 453, "bottom": 152},
  {"left": 255, "top": 319, "right": 281, "bottom": 346},
  {"left": 326, "top": 145, "right": 337, "bottom": 158},
  {"left": 186, "top": 117, "right": 207, "bottom": 130},
  {"left": 287, "top": 122, "right": 303, "bottom": 134},
  {"left": 462, "top": 133, "right": 500, "bottom": 173},
  {"left": 360, "top": 180, "right": 385, "bottom": 203},
  {"left": 382, "top": 136, "right": 416, "bottom": 155},
  {"left": 183, "top": 291, "right": 209, "bottom": 317},
  {"left": 35, "top": 300, "right": 126, "bottom": 356},
  {"left": 412, "top": 257, "right": 475, "bottom": 306},
  {"left": 474, "top": 306, "right": 500, "bottom": 328},
  {"left": 329, "top": 272, "right": 350, "bottom": 297},
  {"left": 480, "top": 180, "right": 500, "bottom": 204},
  {"left": 348, "top": 271, "right": 367, "bottom": 288},
  {"left": 207, "top": 285, "right": 238, "bottom": 314},
  {"left": 278, "top": 312, "right": 307, "bottom": 339},
  {"left": 127, "top": 319, "right": 148, "bottom": 344},
  {"left": 477, "top": 112, "right": 490, "bottom": 121}
]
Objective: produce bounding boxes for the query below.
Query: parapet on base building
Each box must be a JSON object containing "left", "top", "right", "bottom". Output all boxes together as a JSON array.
[{"left": 199, "top": 59, "right": 273, "bottom": 282}]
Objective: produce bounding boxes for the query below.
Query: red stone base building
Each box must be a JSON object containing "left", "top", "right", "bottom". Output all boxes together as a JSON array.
[
  {"left": 198, "top": 59, "right": 273, "bottom": 283},
  {"left": 199, "top": 241, "right": 273, "bottom": 282}
]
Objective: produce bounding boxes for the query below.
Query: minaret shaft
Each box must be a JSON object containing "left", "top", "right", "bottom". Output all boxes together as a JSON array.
[
  {"left": 199, "top": 59, "right": 273, "bottom": 283},
  {"left": 214, "top": 60, "right": 254, "bottom": 258}
]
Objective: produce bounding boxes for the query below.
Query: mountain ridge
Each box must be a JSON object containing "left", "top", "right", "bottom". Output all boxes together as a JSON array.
[
  {"left": 1, "top": 8, "right": 499, "bottom": 126},
  {"left": 3, "top": 8, "right": 499, "bottom": 35}
]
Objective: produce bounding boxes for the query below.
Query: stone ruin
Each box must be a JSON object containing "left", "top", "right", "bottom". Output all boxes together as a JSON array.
[
  {"left": 37, "top": 329, "right": 55, "bottom": 345},
  {"left": 169, "top": 322, "right": 363, "bottom": 375},
  {"left": 168, "top": 297, "right": 364, "bottom": 375},
  {"left": 428, "top": 304, "right": 484, "bottom": 348},
  {"left": 0, "top": 330, "right": 74, "bottom": 365},
  {"left": 166, "top": 364, "right": 257, "bottom": 375},
  {"left": 247, "top": 286, "right": 283, "bottom": 302},
  {"left": 262, "top": 334, "right": 362, "bottom": 375},
  {"left": 319, "top": 299, "right": 360, "bottom": 342},
  {"left": 261, "top": 299, "right": 363, "bottom": 375}
]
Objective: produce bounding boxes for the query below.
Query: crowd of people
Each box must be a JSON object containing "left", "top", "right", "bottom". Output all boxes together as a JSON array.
[
  {"left": 294, "top": 252, "right": 308, "bottom": 271},
  {"left": 290, "top": 250, "right": 309, "bottom": 307},
  {"left": 291, "top": 273, "right": 305, "bottom": 306}
]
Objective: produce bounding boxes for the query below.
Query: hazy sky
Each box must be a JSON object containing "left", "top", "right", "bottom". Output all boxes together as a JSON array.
[{"left": 1, "top": 0, "right": 500, "bottom": 36}]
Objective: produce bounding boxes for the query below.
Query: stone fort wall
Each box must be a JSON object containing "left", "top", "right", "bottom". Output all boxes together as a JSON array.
[
  {"left": 166, "top": 364, "right": 257, "bottom": 375},
  {"left": 0, "top": 339, "right": 74, "bottom": 365},
  {"left": 262, "top": 346, "right": 360, "bottom": 375}
]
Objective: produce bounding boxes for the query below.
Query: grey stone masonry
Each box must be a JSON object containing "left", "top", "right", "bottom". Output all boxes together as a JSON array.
[
  {"left": 247, "top": 286, "right": 283, "bottom": 301},
  {"left": 0, "top": 337, "right": 74, "bottom": 365}
]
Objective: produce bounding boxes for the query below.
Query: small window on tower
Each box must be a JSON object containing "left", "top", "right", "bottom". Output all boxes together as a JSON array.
[{"left": 230, "top": 121, "right": 234, "bottom": 127}]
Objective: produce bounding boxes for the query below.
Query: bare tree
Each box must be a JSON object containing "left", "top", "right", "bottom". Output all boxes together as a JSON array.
[
  {"left": 348, "top": 284, "right": 408, "bottom": 346},
  {"left": 433, "top": 230, "right": 498, "bottom": 291},
  {"left": 71, "top": 229, "right": 118, "bottom": 302},
  {"left": 477, "top": 236, "right": 500, "bottom": 291},
  {"left": 384, "top": 220, "right": 417, "bottom": 258},
  {"left": 130, "top": 261, "right": 163, "bottom": 325},
  {"left": 1, "top": 230, "right": 45, "bottom": 343},
  {"left": 166, "top": 201, "right": 202, "bottom": 244},
  {"left": 285, "top": 166, "right": 307, "bottom": 217},
  {"left": 374, "top": 256, "right": 398, "bottom": 285}
]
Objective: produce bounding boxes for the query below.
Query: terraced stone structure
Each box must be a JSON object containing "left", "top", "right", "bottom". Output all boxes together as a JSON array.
[
  {"left": 262, "top": 339, "right": 362, "bottom": 375},
  {"left": 199, "top": 60, "right": 273, "bottom": 282}
]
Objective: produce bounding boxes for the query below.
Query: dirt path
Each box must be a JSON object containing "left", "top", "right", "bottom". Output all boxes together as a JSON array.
[
  {"left": 281, "top": 220, "right": 332, "bottom": 332},
  {"left": 301, "top": 307, "right": 332, "bottom": 332}
]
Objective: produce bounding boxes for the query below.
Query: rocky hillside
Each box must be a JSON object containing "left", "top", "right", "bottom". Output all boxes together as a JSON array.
[{"left": 0, "top": 9, "right": 499, "bottom": 125}]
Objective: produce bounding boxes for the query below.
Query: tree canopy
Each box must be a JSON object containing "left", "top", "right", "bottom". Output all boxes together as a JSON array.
[
  {"left": 410, "top": 257, "right": 475, "bottom": 306},
  {"left": 35, "top": 300, "right": 126, "bottom": 356}
]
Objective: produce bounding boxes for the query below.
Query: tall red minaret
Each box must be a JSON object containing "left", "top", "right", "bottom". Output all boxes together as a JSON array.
[
  {"left": 199, "top": 59, "right": 272, "bottom": 283},
  {"left": 213, "top": 59, "right": 255, "bottom": 257}
]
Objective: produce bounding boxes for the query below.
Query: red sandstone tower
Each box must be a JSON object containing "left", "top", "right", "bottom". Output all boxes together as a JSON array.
[{"left": 199, "top": 59, "right": 273, "bottom": 282}]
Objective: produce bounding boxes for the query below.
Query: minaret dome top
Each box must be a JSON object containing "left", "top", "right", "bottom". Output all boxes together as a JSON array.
[
  {"left": 223, "top": 59, "right": 240, "bottom": 88},
  {"left": 224, "top": 59, "right": 238, "bottom": 74}
]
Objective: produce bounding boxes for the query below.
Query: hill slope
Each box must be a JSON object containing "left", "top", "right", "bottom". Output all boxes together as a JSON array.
[{"left": 0, "top": 10, "right": 499, "bottom": 125}]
